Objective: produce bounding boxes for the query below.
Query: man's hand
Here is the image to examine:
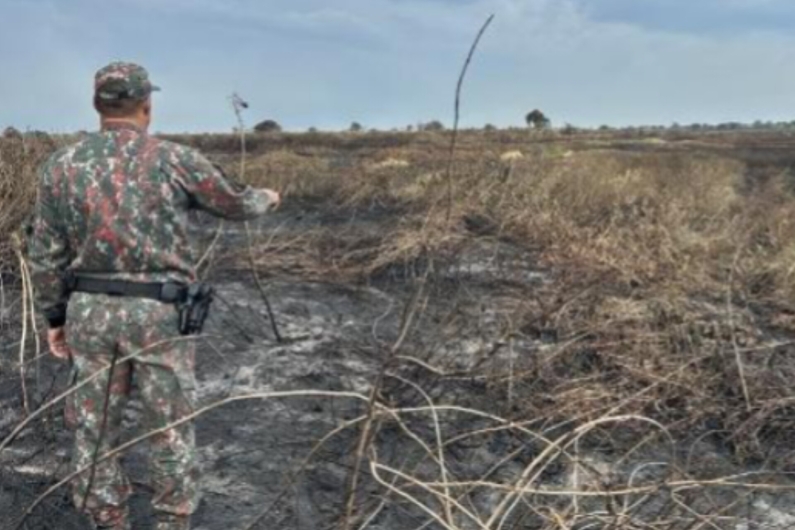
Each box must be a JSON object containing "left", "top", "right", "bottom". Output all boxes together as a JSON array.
[
  {"left": 264, "top": 189, "right": 281, "bottom": 209},
  {"left": 47, "top": 327, "right": 71, "bottom": 360}
]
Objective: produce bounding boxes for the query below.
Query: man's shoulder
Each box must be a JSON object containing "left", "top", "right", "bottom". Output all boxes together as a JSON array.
[
  {"left": 152, "top": 139, "right": 220, "bottom": 175},
  {"left": 43, "top": 132, "right": 110, "bottom": 167},
  {"left": 40, "top": 140, "right": 83, "bottom": 176},
  {"left": 154, "top": 138, "right": 206, "bottom": 163}
]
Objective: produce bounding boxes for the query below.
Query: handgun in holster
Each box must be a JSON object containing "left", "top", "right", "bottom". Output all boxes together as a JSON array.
[{"left": 177, "top": 283, "right": 214, "bottom": 335}]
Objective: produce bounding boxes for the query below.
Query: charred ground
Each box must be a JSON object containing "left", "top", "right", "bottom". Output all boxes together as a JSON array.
[{"left": 4, "top": 129, "right": 795, "bottom": 528}]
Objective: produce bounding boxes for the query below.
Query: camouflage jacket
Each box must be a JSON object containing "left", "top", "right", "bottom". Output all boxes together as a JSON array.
[{"left": 26, "top": 122, "right": 274, "bottom": 327}]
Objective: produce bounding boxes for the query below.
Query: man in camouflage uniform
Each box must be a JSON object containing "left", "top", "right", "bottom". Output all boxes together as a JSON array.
[{"left": 27, "top": 62, "right": 280, "bottom": 530}]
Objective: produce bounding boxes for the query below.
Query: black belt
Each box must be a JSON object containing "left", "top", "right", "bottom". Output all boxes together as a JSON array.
[{"left": 67, "top": 275, "right": 188, "bottom": 304}]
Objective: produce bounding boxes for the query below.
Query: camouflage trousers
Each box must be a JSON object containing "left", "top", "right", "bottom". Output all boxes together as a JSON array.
[{"left": 64, "top": 293, "right": 199, "bottom": 529}]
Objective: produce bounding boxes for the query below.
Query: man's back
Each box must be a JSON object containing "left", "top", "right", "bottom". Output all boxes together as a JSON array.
[
  {"left": 33, "top": 121, "right": 272, "bottom": 296},
  {"left": 45, "top": 122, "right": 194, "bottom": 280},
  {"left": 25, "top": 61, "right": 280, "bottom": 530}
]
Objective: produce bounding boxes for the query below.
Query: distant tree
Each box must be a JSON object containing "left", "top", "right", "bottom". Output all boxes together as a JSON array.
[
  {"left": 421, "top": 120, "right": 445, "bottom": 132},
  {"left": 598, "top": 125, "right": 611, "bottom": 131},
  {"left": 525, "top": 109, "right": 550, "bottom": 130},
  {"left": 2, "top": 126, "right": 21, "bottom": 139},
  {"left": 253, "top": 119, "right": 281, "bottom": 133},
  {"left": 349, "top": 121, "right": 363, "bottom": 132},
  {"left": 484, "top": 123, "right": 496, "bottom": 131},
  {"left": 406, "top": 125, "right": 414, "bottom": 132},
  {"left": 308, "top": 127, "right": 318, "bottom": 133},
  {"left": 561, "top": 123, "right": 577, "bottom": 135}
]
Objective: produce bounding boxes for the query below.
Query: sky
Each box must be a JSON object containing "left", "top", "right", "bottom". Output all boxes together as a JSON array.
[{"left": 2, "top": 0, "right": 795, "bottom": 133}]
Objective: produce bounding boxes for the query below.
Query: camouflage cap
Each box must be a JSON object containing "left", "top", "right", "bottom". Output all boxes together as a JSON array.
[{"left": 94, "top": 61, "right": 160, "bottom": 101}]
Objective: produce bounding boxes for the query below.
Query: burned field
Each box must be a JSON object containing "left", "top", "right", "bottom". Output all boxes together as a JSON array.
[{"left": 5, "top": 129, "right": 795, "bottom": 528}]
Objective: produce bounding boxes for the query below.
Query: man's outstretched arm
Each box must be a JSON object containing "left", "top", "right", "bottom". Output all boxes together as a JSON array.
[{"left": 165, "top": 144, "right": 279, "bottom": 220}]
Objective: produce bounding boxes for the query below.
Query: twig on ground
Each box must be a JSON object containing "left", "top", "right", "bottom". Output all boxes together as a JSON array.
[
  {"left": 229, "top": 91, "right": 283, "bottom": 343},
  {"left": 19, "top": 253, "right": 41, "bottom": 399},
  {"left": 341, "top": 273, "right": 429, "bottom": 530},
  {"left": 728, "top": 248, "right": 752, "bottom": 411},
  {"left": 14, "top": 389, "right": 373, "bottom": 530},
  {"left": 14, "top": 237, "right": 30, "bottom": 416},
  {"left": 387, "top": 374, "right": 454, "bottom": 526},
  {"left": 246, "top": 221, "right": 283, "bottom": 342}
]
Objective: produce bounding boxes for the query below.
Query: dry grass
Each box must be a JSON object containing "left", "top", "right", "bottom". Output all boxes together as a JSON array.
[
  {"left": 5, "top": 132, "right": 795, "bottom": 414},
  {"left": 224, "top": 134, "right": 795, "bottom": 299},
  {"left": 228, "top": 140, "right": 750, "bottom": 287},
  {"left": 5, "top": 129, "right": 795, "bottom": 527},
  {"left": 209, "top": 133, "right": 795, "bottom": 458},
  {"left": 0, "top": 135, "right": 56, "bottom": 270}
]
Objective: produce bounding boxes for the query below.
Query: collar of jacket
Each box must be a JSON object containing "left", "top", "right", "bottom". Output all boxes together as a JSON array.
[{"left": 100, "top": 120, "right": 146, "bottom": 134}]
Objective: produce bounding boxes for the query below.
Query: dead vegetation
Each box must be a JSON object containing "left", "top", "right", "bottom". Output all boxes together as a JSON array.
[
  {"left": 0, "top": 135, "right": 55, "bottom": 271},
  {"left": 224, "top": 133, "right": 795, "bottom": 456},
  {"left": 5, "top": 130, "right": 795, "bottom": 528}
]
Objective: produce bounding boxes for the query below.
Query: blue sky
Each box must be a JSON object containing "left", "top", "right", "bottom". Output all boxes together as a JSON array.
[{"left": 2, "top": 0, "right": 795, "bottom": 133}]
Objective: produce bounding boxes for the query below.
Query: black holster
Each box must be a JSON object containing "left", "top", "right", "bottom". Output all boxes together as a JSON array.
[{"left": 177, "top": 283, "right": 214, "bottom": 335}]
